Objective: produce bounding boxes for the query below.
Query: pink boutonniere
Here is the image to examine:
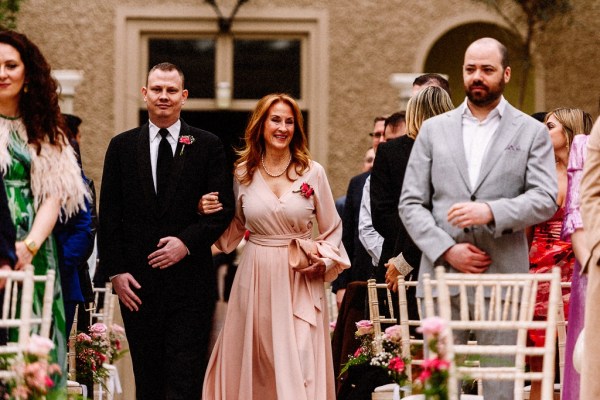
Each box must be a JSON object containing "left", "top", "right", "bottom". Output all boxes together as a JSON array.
[
  {"left": 294, "top": 182, "right": 315, "bottom": 198},
  {"left": 178, "top": 135, "right": 196, "bottom": 155}
]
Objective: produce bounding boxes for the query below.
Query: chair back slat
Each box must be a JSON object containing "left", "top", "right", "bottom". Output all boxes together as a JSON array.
[{"left": 423, "top": 266, "right": 562, "bottom": 400}]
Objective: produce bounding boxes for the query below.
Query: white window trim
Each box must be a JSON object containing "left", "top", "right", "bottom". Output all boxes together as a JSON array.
[{"left": 114, "top": 5, "right": 330, "bottom": 166}]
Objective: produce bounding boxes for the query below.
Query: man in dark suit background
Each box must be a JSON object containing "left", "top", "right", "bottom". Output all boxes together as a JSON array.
[
  {"left": 98, "top": 62, "right": 234, "bottom": 399},
  {"left": 371, "top": 74, "right": 450, "bottom": 287}
]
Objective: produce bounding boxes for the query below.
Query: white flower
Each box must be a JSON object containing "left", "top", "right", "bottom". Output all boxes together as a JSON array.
[{"left": 26, "top": 334, "right": 54, "bottom": 357}]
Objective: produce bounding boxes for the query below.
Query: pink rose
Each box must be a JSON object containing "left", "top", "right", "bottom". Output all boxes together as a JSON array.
[
  {"left": 90, "top": 323, "right": 108, "bottom": 336},
  {"left": 355, "top": 320, "right": 374, "bottom": 336},
  {"left": 387, "top": 356, "right": 405, "bottom": 373},
  {"left": 354, "top": 347, "right": 363, "bottom": 357},
  {"left": 77, "top": 332, "right": 92, "bottom": 342},
  {"left": 417, "top": 316, "right": 446, "bottom": 336},
  {"left": 111, "top": 323, "right": 126, "bottom": 335},
  {"left": 418, "top": 368, "right": 432, "bottom": 381},
  {"left": 384, "top": 325, "right": 403, "bottom": 342},
  {"left": 26, "top": 334, "right": 55, "bottom": 356}
]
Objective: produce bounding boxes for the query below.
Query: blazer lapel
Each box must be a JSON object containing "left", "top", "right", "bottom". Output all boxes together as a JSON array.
[
  {"left": 159, "top": 120, "right": 191, "bottom": 216},
  {"left": 444, "top": 110, "right": 471, "bottom": 190},
  {"left": 136, "top": 123, "right": 159, "bottom": 215},
  {"left": 472, "top": 104, "right": 521, "bottom": 192}
]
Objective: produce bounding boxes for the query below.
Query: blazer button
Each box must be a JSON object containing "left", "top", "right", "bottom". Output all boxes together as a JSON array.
[
  {"left": 463, "top": 227, "right": 469, "bottom": 233},
  {"left": 470, "top": 195, "right": 476, "bottom": 201}
]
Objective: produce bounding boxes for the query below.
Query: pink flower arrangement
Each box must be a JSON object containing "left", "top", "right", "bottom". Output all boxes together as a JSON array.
[
  {"left": 75, "top": 323, "right": 128, "bottom": 386},
  {"left": 293, "top": 182, "right": 315, "bottom": 199},
  {"left": 414, "top": 317, "right": 450, "bottom": 400},
  {"left": 5, "top": 334, "right": 61, "bottom": 399},
  {"left": 418, "top": 316, "right": 446, "bottom": 336},
  {"left": 339, "top": 321, "right": 409, "bottom": 387}
]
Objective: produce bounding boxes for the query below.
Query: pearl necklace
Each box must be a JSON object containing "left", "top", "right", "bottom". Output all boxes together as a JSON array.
[{"left": 261, "top": 153, "right": 292, "bottom": 178}]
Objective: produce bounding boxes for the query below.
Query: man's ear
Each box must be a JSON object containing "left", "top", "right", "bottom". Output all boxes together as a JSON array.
[{"left": 503, "top": 66, "right": 511, "bottom": 85}]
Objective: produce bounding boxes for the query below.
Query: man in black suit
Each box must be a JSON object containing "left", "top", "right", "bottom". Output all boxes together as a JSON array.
[{"left": 98, "top": 62, "right": 234, "bottom": 399}]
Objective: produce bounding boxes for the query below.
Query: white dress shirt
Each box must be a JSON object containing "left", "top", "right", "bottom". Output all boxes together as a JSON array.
[
  {"left": 461, "top": 96, "right": 507, "bottom": 189},
  {"left": 358, "top": 175, "right": 384, "bottom": 267},
  {"left": 149, "top": 120, "right": 181, "bottom": 192}
]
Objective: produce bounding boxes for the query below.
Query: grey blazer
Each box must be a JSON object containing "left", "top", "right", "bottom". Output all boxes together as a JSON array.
[{"left": 399, "top": 101, "right": 558, "bottom": 297}]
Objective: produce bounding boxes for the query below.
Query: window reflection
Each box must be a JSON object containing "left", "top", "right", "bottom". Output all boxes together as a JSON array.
[{"left": 233, "top": 39, "right": 301, "bottom": 99}]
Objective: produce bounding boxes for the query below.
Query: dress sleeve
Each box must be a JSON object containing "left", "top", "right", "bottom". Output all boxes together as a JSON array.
[
  {"left": 312, "top": 163, "right": 350, "bottom": 282},
  {"left": 562, "top": 135, "right": 588, "bottom": 241},
  {"left": 215, "top": 178, "right": 246, "bottom": 254}
]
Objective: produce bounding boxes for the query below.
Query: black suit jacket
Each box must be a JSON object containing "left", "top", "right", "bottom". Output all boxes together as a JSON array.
[
  {"left": 98, "top": 120, "right": 235, "bottom": 301},
  {"left": 370, "top": 136, "right": 421, "bottom": 282},
  {"left": 333, "top": 171, "right": 373, "bottom": 292}
]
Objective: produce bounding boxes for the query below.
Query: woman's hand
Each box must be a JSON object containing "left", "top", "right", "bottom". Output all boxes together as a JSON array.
[
  {"left": 15, "top": 241, "right": 33, "bottom": 270},
  {"left": 198, "top": 192, "right": 223, "bottom": 215},
  {"left": 299, "top": 253, "right": 326, "bottom": 280}
]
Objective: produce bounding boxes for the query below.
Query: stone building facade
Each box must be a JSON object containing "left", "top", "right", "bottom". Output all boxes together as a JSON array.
[{"left": 17, "top": 0, "right": 600, "bottom": 198}]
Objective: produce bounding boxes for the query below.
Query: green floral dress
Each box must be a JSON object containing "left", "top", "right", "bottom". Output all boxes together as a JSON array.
[{"left": 4, "top": 128, "right": 67, "bottom": 399}]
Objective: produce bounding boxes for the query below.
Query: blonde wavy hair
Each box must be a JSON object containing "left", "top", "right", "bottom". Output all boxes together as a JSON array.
[
  {"left": 405, "top": 86, "right": 454, "bottom": 139},
  {"left": 235, "top": 93, "right": 311, "bottom": 185},
  {"left": 544, "top": 107, "right": 593, "bottom": 149}
]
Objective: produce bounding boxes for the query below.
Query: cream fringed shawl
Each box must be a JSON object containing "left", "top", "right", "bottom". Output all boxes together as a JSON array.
[{"left": 0, "top": 117, "right": 90, "bottom": 219}]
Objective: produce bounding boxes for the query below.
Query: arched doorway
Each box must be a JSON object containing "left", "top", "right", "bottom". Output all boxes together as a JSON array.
[{"left": 424, "top": 23, "right": 536, "bottom": 114}]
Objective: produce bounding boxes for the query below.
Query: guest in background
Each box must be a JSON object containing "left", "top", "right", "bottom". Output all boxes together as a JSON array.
[
  {"left": 580, "top": 116, "right": 600, "bottom": 399},
  {"left": 201, "top": 93, "right": 349, "bottom": 399},
  {"left": 333, "top": 147, "right": 377, "bottom": 306},
  {"left": 0, "top": 30, "right": 89, "bottom": 395},
  {"left": 560, "top": 109, "right": 592, "bottom": 400},
  {"left": 379, "top": 86, "right": 454, "bottom": 297},
  {"left": 52, "top": 113, "right": 95, "bottom": 334},
  {"left": 62, "top": 114, "right": 97, "bottom": 332},
  {"left": 527, "top": 107, "right": 591, "bottom": 400}
]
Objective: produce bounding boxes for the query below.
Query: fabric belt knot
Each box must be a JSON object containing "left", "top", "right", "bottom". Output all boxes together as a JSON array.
[
  {"left": 247, "top": 231, "right": 322, "bottom": 327},
  {"left": 247, "top": 231, "right": 311, "bottom": 247}
]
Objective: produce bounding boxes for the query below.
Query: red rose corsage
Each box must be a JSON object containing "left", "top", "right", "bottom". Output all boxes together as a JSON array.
[
  {"left": 294, "top": 182, "right": 315, "bottom": 198},
  {"left": 178, "top": 135, "right": 196, "bottom": 155}
]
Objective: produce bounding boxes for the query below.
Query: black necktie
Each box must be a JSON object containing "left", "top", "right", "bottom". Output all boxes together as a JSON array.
[{"left": 156, "top": 128, "right": 173, "bottom": 204}]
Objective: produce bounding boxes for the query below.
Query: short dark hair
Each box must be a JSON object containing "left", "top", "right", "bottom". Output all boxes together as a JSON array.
[
  {"left": 373, "top": 115, "right": 386, "bottom": 124},
  {"left": 497, "top": 41, "right": 510, "bottom": 69},
  {"left": 530, "top": 112, "right": 547, "bottom": 123},
  {"left": 384, "top": 111, "right": 406, "bottom": 131},
  {"left": 413, "top": 73, "right": 451, "bottom": 96},
  {"left": 147, "top": 62, "right": 185, "bottom": 87}
]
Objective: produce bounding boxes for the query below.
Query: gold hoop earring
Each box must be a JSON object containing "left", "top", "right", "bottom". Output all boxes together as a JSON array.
[{"left": 23, "top": 84, "right": 28, "bottom": 94}]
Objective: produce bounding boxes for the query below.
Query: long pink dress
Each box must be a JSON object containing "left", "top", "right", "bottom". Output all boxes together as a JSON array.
[{"left": 203, "top": 161, "right": 350, "bottom": 400}]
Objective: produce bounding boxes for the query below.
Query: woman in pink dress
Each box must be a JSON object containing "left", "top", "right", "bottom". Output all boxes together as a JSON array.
[
  {"left": 528, "top": 107, "right": 592, "bottom": 400},
  {"left": 202, "top": 93, "right": 349, "bottom": 399}
]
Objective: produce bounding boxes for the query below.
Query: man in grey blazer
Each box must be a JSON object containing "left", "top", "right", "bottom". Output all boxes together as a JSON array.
[{"left": 399, "top": 38, "right": 557, "bottom": 399}]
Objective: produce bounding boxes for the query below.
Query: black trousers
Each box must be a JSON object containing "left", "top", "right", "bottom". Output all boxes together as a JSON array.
[{"left": 121, "top": 292, "right": 215, "bottom": 400}]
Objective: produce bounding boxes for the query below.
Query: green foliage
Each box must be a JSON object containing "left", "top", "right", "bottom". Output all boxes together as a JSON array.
[{"left": 0, "top": 0, "right": 24, "bottom": 30}]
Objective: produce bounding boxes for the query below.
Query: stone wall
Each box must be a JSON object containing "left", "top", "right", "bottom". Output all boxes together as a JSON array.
[{"left": 17, "top": 0, "right": 600, "bottom": 198}]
